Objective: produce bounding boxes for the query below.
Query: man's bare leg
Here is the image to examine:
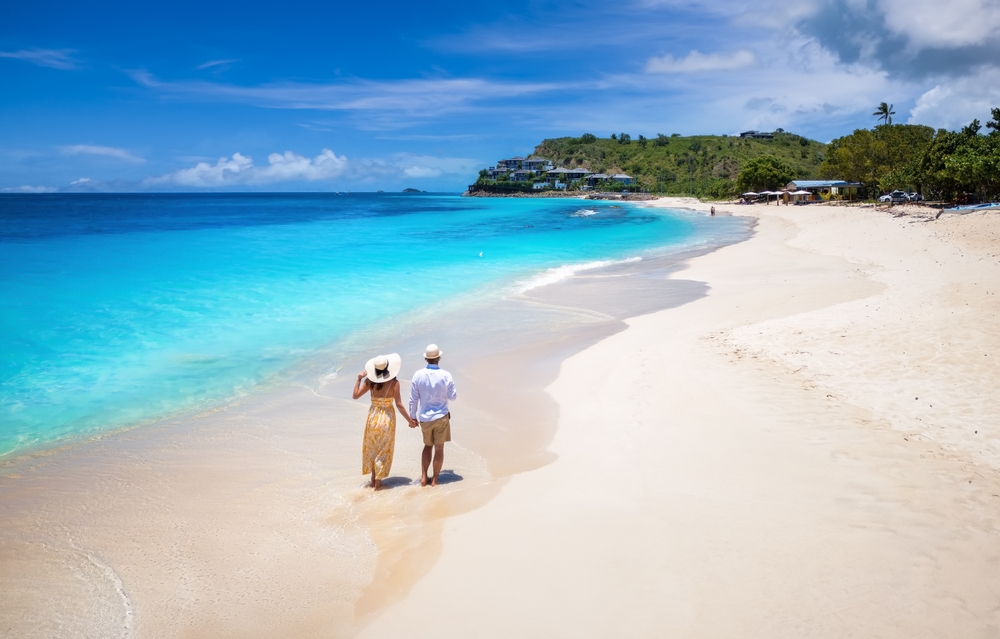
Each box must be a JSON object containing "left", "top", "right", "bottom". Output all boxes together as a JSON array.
[
  {"left": 431, "top": 444, "right": 445, "bottom": 486},
  {"left": 421, "top": 445, "right": 432, "bottom": 486}
]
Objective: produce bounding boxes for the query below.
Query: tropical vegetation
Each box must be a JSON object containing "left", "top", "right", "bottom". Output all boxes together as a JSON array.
[
  {"left": 471, "top": 106, "right": 1000, "bottom": 202},
  {"left": 473, "top": 131, "right": 826, "bottom": 198},
  {"left": 821, "top": 108, "right": 1000, "bottom": 202}
]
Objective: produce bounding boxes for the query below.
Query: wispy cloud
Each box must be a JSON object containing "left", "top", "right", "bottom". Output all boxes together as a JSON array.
[
  {"left": 195, "top": 58, "right": 239, "bottom": 70},
  {"left": 0, "top": 48, "right": 79, "bottom": 70},
  {"left": 70, "top": 177, "right": 92, "bottom": 185},
  {"left": 645, "top": 49, "right": 756, "bottom": 73},
  {"left": 2, "top": 185, "right": 57, "bottom": 193},
  {"left": 128, "top": 70, "right": 571, "bottom": 115},
  {"left": 60, "top": 144, "right": 146, "bottom": 163}
]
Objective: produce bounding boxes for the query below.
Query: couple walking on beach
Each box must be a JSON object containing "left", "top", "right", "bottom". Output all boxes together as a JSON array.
[{"left": 352, "top": 344, "right": 456, "bottom": 490}]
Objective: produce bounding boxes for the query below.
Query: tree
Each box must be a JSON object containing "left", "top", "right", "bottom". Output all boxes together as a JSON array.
[
  {"left": 653, "top": 133, "right": 669, "bottom": 147},
  {"left": 735, "top": 155, "right": 794, "bottom": 192},
  {"left": 619, "top": 133, "right": 631, "bottom": 145},
  {"left": 873, "top": 102, "right": 896, "bottom": 125},
  {"left": 821, "top": 124, "right": 934, "bottom": 192},
  {"left": 580, "top": 133, "right": 597, "bottom": 143},
  {"left": 610, "top": 133, "right": 617, "bottom": 140},
  {"left": 987, "top": 108, "right": 1000, "bottom": 134},
  {"left": 637, "top": 135, "right": 647, "bottom": 147}
]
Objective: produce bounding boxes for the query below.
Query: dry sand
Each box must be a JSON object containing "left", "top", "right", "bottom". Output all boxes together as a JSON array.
[{"left": 358, "top": 199, "right": 1000, "bottom": 637}]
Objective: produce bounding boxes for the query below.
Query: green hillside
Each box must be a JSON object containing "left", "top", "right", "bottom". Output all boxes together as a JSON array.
[{"left": 532, "top": 132, "right": 827, "bottom": 198}]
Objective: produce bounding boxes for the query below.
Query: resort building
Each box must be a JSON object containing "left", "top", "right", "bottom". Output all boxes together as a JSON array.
[
  {"left": 486, "top": 167, "right": 509, "bottom": 179},
  {"left": 522, "top": 158, "right": 554, "bottom": 172},
  {"left": 495, "top": 157, "right": 554, "bottom": 172},
  {"left": 496, "top": 157, "right": 524, "bottom": 170},
  {"left": 739, "top": 130, "right": 775, "bottom": 140},
  {"left": 786, "top": 180, "right": 862, "bottom": 200},
  {"left": 609, "top": 173, "right": 633, "bottom": 185},
  {"left": 510, "top": 170, "right": 533, "bottom": 182}
]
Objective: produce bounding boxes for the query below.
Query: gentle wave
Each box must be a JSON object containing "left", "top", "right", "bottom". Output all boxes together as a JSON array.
[{"left": 514, "top": 257, "right": 643, "bottom": 293}]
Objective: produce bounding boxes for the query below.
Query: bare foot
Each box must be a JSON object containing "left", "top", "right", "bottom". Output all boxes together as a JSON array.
[
  {"left": 431, "top": 476, "right": 439, "bottom": 487},
  {"left": 373, "top": 479, "right": 382, "bottom": 491},
  {"left": 420, "top": 475, "right": 428, "bottom": 486}
]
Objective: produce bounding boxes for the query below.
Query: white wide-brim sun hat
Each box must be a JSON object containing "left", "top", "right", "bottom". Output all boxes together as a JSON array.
[{"left": 365, "top": 353, "right": 402, "bottom": 383}]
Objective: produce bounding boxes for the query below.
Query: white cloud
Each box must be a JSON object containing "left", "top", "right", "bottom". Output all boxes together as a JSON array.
[
  {"left": 0, "top": 48, "right": 79, "bottom": 70},
  {"left": 877, "top": 0, "right": 1000, "bottom": 50},
  {"left": 70, "top": 177, "right": 92, "bottom": 185},
  {"left": 60, "top": 145, "right": 146, "bottom": 163},
  {"left": 387, "top": 154, "right": 481, "bottom": 179},
  {"left": 195, "top": 58, "right": 239, "bottom": 70},
  {"left": 908, "top": 68, "right": 1000, "bottom": 129},
  {"left": 2, "top": 185, "right": 57, "bottom": 193},
  {"left": 141, "top": 149, "right": 482, "bottom": 189},
  {"left": 645, "top": 49, "right": 757, "bottom": 73},
  {"left": 145, "top": 149, "right": 348, "bottom": 187}
]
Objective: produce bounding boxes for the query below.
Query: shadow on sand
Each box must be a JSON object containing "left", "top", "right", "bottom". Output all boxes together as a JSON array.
[
  {"left": 378, "top": 476, "right": 415, "bottom": 490},
  {"left": 377, "top": 470, "right": 464, "bottom": 489},
  {"left": 433, "top": 469, "right": 464, "bottom": 485}
]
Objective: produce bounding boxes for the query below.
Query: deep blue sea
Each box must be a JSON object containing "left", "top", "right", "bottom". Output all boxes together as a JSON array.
[{"left": 0, "top": 193, "right": 744, "bottom": 457}]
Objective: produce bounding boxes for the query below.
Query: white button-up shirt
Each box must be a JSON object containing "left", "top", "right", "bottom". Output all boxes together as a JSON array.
[{"left": 409, "top": 364, "right": 457, "bottom": 423}]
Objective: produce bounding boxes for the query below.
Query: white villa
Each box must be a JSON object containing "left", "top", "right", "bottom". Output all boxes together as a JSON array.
[{"left": 480, "top": 156, "right": 634, "bottom": 190}]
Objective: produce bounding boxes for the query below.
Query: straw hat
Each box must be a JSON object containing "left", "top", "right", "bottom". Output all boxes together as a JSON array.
[
  {"left": 424, "top": 344, "right": 443, "bottom": 359},
  {"left": 365, "top": 353, "right": 401, "bottom": 383}
]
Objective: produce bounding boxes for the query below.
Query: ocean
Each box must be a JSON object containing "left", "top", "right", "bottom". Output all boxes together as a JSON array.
[{"left": 0, "top": 193, "right": 748, "bottom": 457}]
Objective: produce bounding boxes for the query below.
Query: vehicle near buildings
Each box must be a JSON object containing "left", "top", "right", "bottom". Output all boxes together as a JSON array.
[{"left": 879, "top": 190, "right": 909, "bottom": 203}]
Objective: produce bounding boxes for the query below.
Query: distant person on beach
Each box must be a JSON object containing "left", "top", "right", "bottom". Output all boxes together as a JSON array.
[
  {"left": 710, "top": 206, "right": 716, "bottom": 216},
  {"left": 409, "top": 344, "right": 457, "bottom": 487},
  {"left": 353, "top": 353, "right": 414, "bottom": 491}
]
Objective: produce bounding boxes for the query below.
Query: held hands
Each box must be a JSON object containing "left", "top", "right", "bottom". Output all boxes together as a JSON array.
[{"left": 407, "top": 418, "right": 418, "bottom": 428}]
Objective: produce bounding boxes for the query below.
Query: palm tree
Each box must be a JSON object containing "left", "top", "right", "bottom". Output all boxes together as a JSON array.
[{"left": 873, "top": 102, "right": 896, "bottom": 126}]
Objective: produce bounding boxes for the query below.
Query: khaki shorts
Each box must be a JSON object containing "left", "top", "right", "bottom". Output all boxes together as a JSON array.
[{"left": 420, "top": 414, "right": 451, "bottom": 446}]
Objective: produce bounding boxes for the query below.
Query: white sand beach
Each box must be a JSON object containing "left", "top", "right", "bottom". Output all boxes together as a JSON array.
[
  {"left": 358, "top": 200, "right": 1000, "bottom": 637},
  {"left": 2, "top": 198, "right": 998, "bottom": 637}
]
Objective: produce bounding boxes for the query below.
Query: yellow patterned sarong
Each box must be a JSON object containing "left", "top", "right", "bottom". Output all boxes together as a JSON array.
[{"left": 362, "top": 396, "right": 396, "bottom": 480}]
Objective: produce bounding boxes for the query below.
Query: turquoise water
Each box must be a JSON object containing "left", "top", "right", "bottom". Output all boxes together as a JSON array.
[{"left": 0, "top": 193, "right": 744, "bottom": 456}]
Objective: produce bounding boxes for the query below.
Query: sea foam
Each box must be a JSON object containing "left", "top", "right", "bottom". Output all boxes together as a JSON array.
[{"left": 514, "top": 257, "right": 643, "bottom": 293}]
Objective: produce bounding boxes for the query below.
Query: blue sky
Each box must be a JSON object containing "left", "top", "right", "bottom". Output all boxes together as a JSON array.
[{"left": 3, "top": 0, "right": 998, "bottom": 192}]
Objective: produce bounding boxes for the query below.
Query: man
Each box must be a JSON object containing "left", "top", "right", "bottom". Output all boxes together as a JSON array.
[{"left": 408, "top": 344, "right": 457, "bottom": 487}]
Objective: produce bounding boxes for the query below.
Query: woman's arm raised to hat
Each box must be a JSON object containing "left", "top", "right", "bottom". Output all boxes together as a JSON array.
[{"left": 352, "top": 371, "right": 370, "bottom": 399}]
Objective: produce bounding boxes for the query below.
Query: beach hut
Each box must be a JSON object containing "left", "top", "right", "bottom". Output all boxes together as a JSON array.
[
  {"left": 785, "top": 180, "right": 863, "bottom": 201},
  {"left": 789, "top": 189, "right": 813, "bottom": 204}
]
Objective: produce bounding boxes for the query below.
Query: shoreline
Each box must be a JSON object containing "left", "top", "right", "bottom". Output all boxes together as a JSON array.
[
  {"left": 358, "top": 199, "right": 1000, "bottom": 636},
  {"left": 0, "top": 205, "right": 750, "bottom": 636}
]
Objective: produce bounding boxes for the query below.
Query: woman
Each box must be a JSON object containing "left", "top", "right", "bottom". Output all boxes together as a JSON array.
[{"left": 353, "top": 353, "right": 414, "bottom": 490}]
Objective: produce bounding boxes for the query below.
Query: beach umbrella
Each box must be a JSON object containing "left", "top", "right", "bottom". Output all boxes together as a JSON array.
[
  {"left": 742, "top": 191, "right": 759, "bottom": 196},
  {"left": 791, "top": 190, "right": 812, "bottom": 195}
]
